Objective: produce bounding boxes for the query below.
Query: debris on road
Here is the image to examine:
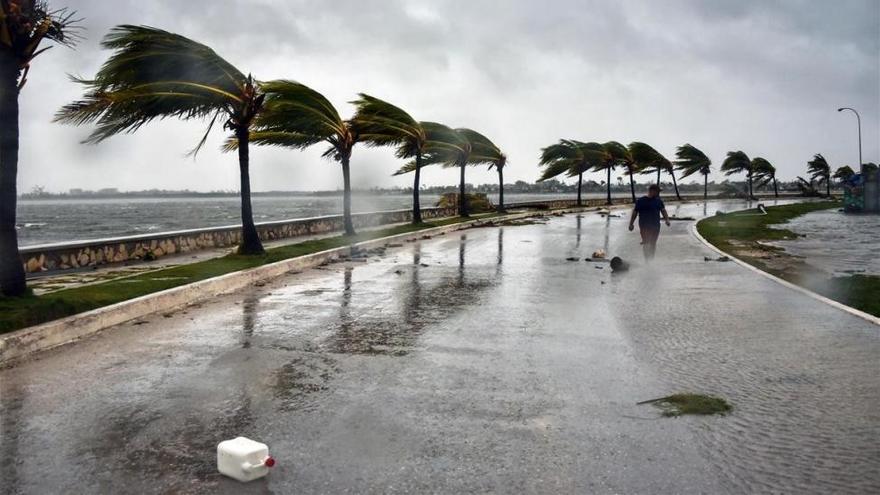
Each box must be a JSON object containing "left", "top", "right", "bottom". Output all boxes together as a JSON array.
[
  {"left": 637, "top": 393, "right": 732, "bottom": 417},
  {"left": 610, "top": 257, "right": 629, "bottom": 272},
  {"left": 704, "top": 256, "right": 731, "bottom": 262},
  {"left": 217, "top": 437, "right": 275, "bottom": 482}
]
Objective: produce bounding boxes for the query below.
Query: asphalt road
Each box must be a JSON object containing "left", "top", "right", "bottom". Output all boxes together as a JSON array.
[{"left": 2, "top": 199, "right": 878, "bottom": 494}]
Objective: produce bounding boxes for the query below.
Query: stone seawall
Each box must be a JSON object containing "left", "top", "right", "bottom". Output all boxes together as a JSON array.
[{"left": 20, "top": 206, "right": 460, "bottom": 274}]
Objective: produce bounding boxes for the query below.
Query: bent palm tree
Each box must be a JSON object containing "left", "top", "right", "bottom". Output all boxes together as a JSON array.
[
  {"left": 0, "top": 1, "right": 79, "bottom": 296},
  {"left": 350, "top": 94, "right": 427, "bottom": 224},
  {"left": 539, "top": 140, "right": 599, "bottom": 206},
  {"left": 463, "top": 130, "right": 507, "bottom": 213},
  {"left": 807, "top": 153, "right": 832, "bottom": 197},
  {"left": 604, "top": 141, "right": 637, "bottom": 202},
  {"left": 833, "top": 165, "right": 855, "bottom": 184},
  {"left": 56, "top": 25, "right": 267, "bottom": 254},
  {"left": 230, "top": 80, "right": 359, "bottom": 236},
  {"left": 752, "top": 156, "right": 779, "bottom": 198},
  {"left": 752, "top": 157, "right": 778, "bottom": 197},
  {"left": 631, "top": 142, "right": 681, "bottom": 200},
  {"left": 721, "top": 151, "right": 754, "bottom": 199},
  {"left": 675, "top": 144, "right": 712, "bottom": 199}
]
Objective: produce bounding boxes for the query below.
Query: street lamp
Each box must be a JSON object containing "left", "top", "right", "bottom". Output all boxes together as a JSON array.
[{"left": 838, "top": 107, "right": 863, "bottom": 174}]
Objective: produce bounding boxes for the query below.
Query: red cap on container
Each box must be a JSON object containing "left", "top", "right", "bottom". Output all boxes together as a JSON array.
[{"left": 264, "top": 456, "right": 275, "bottom": 468}]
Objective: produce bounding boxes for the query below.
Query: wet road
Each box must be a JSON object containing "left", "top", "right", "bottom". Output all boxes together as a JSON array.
[{"left": 2, "top": 200, "right": 878, "bottom": 494}]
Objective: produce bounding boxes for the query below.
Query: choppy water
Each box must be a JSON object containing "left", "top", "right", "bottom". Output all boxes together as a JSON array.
[
  {"left": 15, "top": 193, "right": 620, "bottom": 247},
  {"left": 775, "top": 208, "right": 880, "bottom": 276}
]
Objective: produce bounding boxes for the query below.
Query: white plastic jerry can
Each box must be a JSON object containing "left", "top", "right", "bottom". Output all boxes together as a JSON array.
[{"left": 217, "top": 437, "right": 276, "bottom": 482}]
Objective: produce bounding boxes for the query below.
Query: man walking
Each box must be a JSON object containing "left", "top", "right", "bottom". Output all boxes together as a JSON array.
[{"left": 628, "top": 184, "right": 670, "bottom": 260}]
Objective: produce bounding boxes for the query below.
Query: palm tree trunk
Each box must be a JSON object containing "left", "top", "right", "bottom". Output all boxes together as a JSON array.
[
  {"left": 748, "top": 172, "right": 754, "bottom": 199},
  {"left": 826, "top": 173, "right": 831, "bottom": 197},
  {"left": 341, "top": 153, "right": 355, "bottom": 236},
  {"left": 458, "top": 160, "right": 468, "bottom": 217},
  {"left": 0, "top": 54, "right": 26, "bottom": 296},
  {"left": 628, "top": 170, "right": 636, "bottom": 202},
  {"left": 606, "top": 166, "right": 612, "bottom": 205},
  {"left": 773, "top": 177, "right": 778, "bottom": 198},
  {"left": 577, "top": 171, "right": 583, "bottom": 206},
  {"left": 703, "top": 173, "right": 708, "bottom": 200},
  {"left": 412, "top": 152, "right": 422, "bottom": 224},
  {"left": 656, "top": 167, "right": 660, "bottom": 185},
  {"left": 497, "top": 167, "right": 505, "bottom": 213},
  {"left": 236, "top": 128, "right": 264, "bottom": 255},
  {"left": 671, "top": 170, "right": 682, "bottom": 200}
]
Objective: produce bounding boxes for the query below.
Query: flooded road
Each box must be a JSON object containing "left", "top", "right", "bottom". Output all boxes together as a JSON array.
[
  {"left": 776, "top": 207, "right": 880, "bottom": 276},
  {"left": 2, "top": 199, "right": 878, "bottom": 494}
]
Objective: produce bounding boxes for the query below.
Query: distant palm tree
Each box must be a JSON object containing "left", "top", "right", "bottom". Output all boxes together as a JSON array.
[
  {"left": 833, "top": 165, "right": 855, "bottom": 184},
  {"left": 631, "top": 142, "right": 681, "bottom": 200},
  {"left": 807, "top": 153, "right": 832, "bottom": 197},
  {"left": 721, "top": 151, "right": 755, "bottom": 199},
  {"left": 584, "top": 142, "right": 618, "bottom": 205},
  {"left": 752, "top": 157, "right": 778, "bottom": 197},
  {"left": 411, "top": 126, "right": 489, "bottom": 217},
  {"left": 56, "top": 25, "right": 267, "bottom": 254},
  {"left": 539, "top": 140, "right": 598, "bottom": 206},
  {"left": 674, "top": 144, "right": 712, "bottom": 199},
  {"left": 0, "top": 1, "right": 79, "bottom": 296},
  {"left": 230, "top": 80, "right": 359, "bottom": 236},
  {"left": 350, "top": 94, "right": 427, "bottom": 224}
]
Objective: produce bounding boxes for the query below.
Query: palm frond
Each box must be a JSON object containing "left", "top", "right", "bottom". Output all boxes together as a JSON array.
[
  {"left": 807, "top": 153, "right": 831, "bottom": 181},
  {"left": 721, "top": 151, "right": 751, "bottom": 176},
  {"left": 55, "top": 25, "right": 250, "bottom": 144},
  {"left": 350, "top": 93, "right": 423, "bottom": 157}
]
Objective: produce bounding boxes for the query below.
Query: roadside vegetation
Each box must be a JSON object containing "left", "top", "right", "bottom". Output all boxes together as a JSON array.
[
  {"left": 0, "top": 214, "right": 496, "bottom": 334},
  {"left": 697, "top": 201, "right": 880, "bottom": 317}
]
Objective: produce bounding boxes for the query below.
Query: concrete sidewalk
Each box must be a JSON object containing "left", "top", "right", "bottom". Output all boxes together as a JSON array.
[{"left": 1, "top": 198, "right": 877, "bottom": 494}]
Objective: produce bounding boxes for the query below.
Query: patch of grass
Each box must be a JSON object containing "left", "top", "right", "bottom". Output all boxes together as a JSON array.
[
  {"left": 697, "top": 200, "right": 880, "bottom": 317},
  {"left": 640, "top": 393, "right": 732, "bottom": 417},
  {"left": 0, "top": 214, "right": 499, "bottom": 334}
]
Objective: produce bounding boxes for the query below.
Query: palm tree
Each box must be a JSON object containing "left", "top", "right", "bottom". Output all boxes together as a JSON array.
[
  {"left": 462, "top": 130, "right": 507, "bottom": 213},
  {"left": 56, "top": 25, "right": 267, "bottom": 254},
  {"left": 807, "top": 153, "right": 832, "bottom": 197},
  {"left": 350, "top": 94, "right": 427, "bottom": 224},
  {"left": 229, "top": 80, "right": 359, "bottom": 236},
  {"left": 539, "top": 140, "right": 598, "bottom": 206},
  {"left": 604, "top": 141, "right": 637, "bottom": 202},
  {"left": 583, "top": 142, "right": 617, "bottom": 205},
  {"left": 674, "top": 144, "right": 712, "bottom": 199},
  {"left": 631, "top": 142, "right": 681, "bottom": 200},
  {"left": 0, "top": 1, "right": 79, "bottom": 296},
  {"left": 752, "top": 157, "right": 778, "bottom": 197},
  {"left": 833, "top": 165, "right": 855, "bottom": 184},
  {"left": 721, "top": 151, "right": 755, "bottom": 199}
]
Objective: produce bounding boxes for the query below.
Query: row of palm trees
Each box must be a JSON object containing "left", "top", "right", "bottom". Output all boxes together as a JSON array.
[
  {"left": 1, "top": 17, "right": 511, "bottom": 296},
  {"left": 538, "top": 140, "right": 715, "bottom": 204}
]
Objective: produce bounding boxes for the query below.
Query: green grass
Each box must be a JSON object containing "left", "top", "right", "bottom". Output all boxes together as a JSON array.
[
  {"left": 697, "top": 200, "right": 880, "bottom": 317},
  {"left": 640, "top": 393, "right": 732, "bottom": 417},
  {"left": 0, "top": 214, "right": 497, "bottom": 334}
]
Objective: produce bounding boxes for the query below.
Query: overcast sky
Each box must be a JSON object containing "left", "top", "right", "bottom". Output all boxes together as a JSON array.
[{"left": 17, "top": 0, "right": 880, "bottom": 193}]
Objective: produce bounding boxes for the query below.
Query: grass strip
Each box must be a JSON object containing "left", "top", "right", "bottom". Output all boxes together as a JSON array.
[
  {"left": 697, "top": 201, "right": 880, "bottom": 317},
  {"left": 0, "top": 214, "right": 497, "bottom": 334}
]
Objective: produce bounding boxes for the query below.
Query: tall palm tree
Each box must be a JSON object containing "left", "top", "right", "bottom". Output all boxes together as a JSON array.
[
  {"left": 228, "top": 80, "right": 359, "bottom": 236},
  {"left": 539, "top": 140, "right": 597, "bottom": 206},
  {"left": 583, "top": 141, "right": 617, "bottom": 205},
  {"left": 721, "top": 151, "right": 755, "bottom": 199},
  {"left": 0, "top": 1, "right": 79, "bottom": 296},
  {"left": 56, "top": 25, "right": 267, "bottom": 254},
  {"left": 630, "top": 142, "right": 681, "bottom": 200},
  {"left": 674, "top": 144, "right": 712, "bottom": 199},
  {"left": 807, "top": 153, "right": 832, "bottom": 197},
  {"left": 751, "top": 157, "right": 778, "bottom": 197},
  {"left": 833, "top": 165, "right": 855, "bottom": 184},
  {"left": 350, "top": 94, "right": 427, "bottom": 224}
]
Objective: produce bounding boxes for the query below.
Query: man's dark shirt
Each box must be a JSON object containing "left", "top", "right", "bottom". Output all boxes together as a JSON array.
[{"left": 635, "top": 196, "right": 664, "bottom": 229}]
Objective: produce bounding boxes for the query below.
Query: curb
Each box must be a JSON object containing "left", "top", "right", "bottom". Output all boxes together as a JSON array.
[
  {"left": 0, "top": 209, "right": 582, "bottom": 366},
  {"left": 691, "top": 213, "right": 880, "bottom": 327}
]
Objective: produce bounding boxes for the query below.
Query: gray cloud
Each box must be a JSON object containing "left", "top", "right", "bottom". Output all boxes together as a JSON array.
[{"left": 15, "top": 0, "right": 880, "bottom": 193}]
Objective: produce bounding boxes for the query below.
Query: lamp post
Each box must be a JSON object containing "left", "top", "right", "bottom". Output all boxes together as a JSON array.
[{"left": 838, "top": 107, "right": 863, "bottom": 174}]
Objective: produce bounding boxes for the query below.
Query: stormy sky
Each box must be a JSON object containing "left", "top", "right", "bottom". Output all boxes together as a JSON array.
[{"left": 17, "top": 0, "right": 880, "bottom": 193}]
